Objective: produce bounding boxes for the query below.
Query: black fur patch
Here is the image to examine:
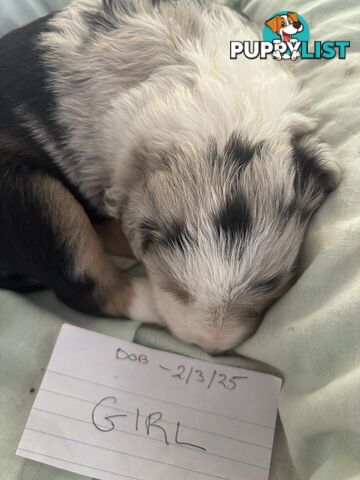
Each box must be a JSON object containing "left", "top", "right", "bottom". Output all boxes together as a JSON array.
[
  {"left": 0, "top": 166, "right": 102, "bottom": 315},
  {"left": 0, "top": 16, "right": 106, "bottom": 223},
  {"left": 293, "top": 143, "right": 317, "bottom": 196},
  {"left": 55, "top": 277, "right": 103, "bottom": 316},
  {"left": 82, "top": 0, "right": 137, "bottom": 30},
  {"left": 292, "top": 140, "right": 334, "bottom": 197},
  {"left": 291, "top": 139, "right": 338, "bottom": 221},
  {"left": 207, "top": 134, "right": 260, "bottom": 174},
  {"left": 252, "top": 275, "right": 282, "bottom": 292},
  {"left": 0, "top": 141, "right": 105, "bottom": 223},
  {"left": 103, "top": 0, "right": 137, "bottom": 14},
  {"left": 82, "top": 11, "right": 118, "bottom": 33},
  {"left": 0, "top": 275, "right": 45, "bottom": 293},
  {"left": 215, "top": 195, "right": 252, "bottom": 243},
  {"left": 140, "top": 218, "right": 196, "bottom": 254},
  {"left": 281, "top": 198, "right": 299, "bottom": 223},
  {"left": 82, "top": 1, "right": 122, "bottom": 33},
  {"left": 223, "top": 134, "right": 262, "bottom": 171},
  {"left": 161, "top": 220, "right": 196, "bottom": 254},
  {"left": 0, "top": 14, "right": 63, "bottom": 147}
]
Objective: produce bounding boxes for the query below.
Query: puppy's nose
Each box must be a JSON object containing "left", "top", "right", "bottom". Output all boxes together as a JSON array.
[{"left": 293, "top": 21, "right": 301, "bottom": 29}]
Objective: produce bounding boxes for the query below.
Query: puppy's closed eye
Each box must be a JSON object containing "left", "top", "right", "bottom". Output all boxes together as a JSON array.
[
  {"left": 252, "top": 275, "right": 283, "bottom": 292},
  {"left": 139, "top": 219, "right": 158, "bottom": 253},
  {"left": 161, "top": 280, "right": 193, "bottom": 304}
]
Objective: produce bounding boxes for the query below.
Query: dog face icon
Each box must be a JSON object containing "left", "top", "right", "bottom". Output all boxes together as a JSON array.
[{"left": 265, "top": 12, "right": 303, "bottom": 42}]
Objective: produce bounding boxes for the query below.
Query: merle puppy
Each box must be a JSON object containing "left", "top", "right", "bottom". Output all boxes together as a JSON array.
[{"left": 0, "top": 0, "right": 339, "bottom": 353}]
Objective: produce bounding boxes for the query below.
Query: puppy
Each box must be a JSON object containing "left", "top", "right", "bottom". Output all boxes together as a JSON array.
[
  {"left": 0, "top": 0, "right": 340, "bottom": 353},
  {"left": 265, "top": 12, "right": 303, "bottom": 43},
  {"left": 265, "top": 12, "right": 304, "bottom": 60}
]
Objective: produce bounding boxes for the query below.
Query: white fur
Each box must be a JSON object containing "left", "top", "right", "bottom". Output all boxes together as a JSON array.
[
  {"left": 128, "top": 277, "right": 160, "bottom": 324},
  {"left": 38, "top": 0, "right": 313, "bottom": 215}
]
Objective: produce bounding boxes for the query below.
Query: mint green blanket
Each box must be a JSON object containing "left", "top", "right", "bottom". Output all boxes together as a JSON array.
[{"left": 1, "top": 1, "right": 359, "bottom": 479}]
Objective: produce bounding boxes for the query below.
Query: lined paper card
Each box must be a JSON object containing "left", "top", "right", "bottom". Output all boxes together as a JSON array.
[{"left": 17, "top": 324, "right": 281, "bottom": 480}]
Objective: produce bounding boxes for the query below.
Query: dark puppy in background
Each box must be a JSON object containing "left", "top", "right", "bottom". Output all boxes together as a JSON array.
[{"left": 0, "top": 0, "right": 339, "bottom": 353}]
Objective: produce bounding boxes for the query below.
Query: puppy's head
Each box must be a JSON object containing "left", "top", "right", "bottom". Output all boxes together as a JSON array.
[
  {"left": 122, "top": 134, "right": 340, "bottom": 353},
  {"left": 265, "top": 13, "right": 303, "bottom": 40}
]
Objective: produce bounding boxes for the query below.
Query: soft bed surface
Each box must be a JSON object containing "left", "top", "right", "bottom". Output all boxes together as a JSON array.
[
  {"left": 0, "top": 0, "right": 70, "bottom": 36},
  {"left": 0, "top": 1, "right": 359, "bottom": 479}
]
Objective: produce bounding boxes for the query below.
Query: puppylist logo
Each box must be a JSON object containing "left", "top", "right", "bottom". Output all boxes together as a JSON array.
[{"left": 230, "top": 11, "right": 350, "bottom": 61}]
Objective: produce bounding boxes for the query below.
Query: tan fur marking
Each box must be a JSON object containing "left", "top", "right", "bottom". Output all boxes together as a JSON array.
[
  {"left": 94, "top": 219, "right": 135, "bottom": 259},
  {"left": 32, "top": 174, "right": 134, "bottom": 317}
]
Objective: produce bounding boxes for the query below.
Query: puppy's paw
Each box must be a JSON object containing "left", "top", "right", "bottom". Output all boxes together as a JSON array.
[{"left": 127, "top": 277, "right": 161, "bottom": 325}]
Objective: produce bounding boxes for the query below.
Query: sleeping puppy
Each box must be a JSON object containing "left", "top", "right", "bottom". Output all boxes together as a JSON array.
[{"left": 0, "top": 0, "right": 340, "bottom": 353}]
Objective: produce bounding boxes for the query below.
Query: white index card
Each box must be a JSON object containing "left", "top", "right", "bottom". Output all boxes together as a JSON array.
[{"left": 17, "top": 324, "right": 281, "bottom": 480}]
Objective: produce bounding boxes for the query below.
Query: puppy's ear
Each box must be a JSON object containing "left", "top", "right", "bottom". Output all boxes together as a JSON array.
[
  {"left": 292, "top": 135, "right": 341, "bottom": 216},
  {"left": 265, "top": 15, "right": 280, "bottom": 33},
  {"left": 288, "top": 12, "right": 300, "bottom": 23}
]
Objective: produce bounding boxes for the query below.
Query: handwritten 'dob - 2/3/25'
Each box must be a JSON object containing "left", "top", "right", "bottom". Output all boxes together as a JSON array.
[{"left": 115, "top": 347, "right": 248, "bottom": 391}]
